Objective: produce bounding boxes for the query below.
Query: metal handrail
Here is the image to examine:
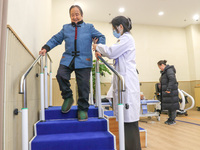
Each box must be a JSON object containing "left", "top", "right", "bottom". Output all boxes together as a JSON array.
[
  {"left": 19, "top": 55, "right": 42, "bottom": 109},
  {"left": 95, "top": 60, "right": 103, "bottom": 118},
  {"left": 19, "top": 53, "right": 53, "bottom": 150},
  {"left": 97, "top": 56, "right": 125, "bottom": 103},
  {"left": 19, "top": 53, "right": 52, "bottom": 94},
  {"left": 47, "top": 53, "right": 53, "bottom": 63},
  {"left": 19, "top": 55, "right": 42, "bottom": 94},
  {"left": 19, "top": 54, "right": 53, "bottom": 107},
  {"left": 97, "top": 56, "right": 125, "bottom": 150}
]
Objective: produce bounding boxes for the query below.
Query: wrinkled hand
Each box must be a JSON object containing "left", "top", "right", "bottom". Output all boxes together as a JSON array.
[
  {"left": 92, "top": 44, "right": 97, "bottom": 51},
  {"left": 165, "top": 91, "right": 170, "bottom": 93},
  {"left": 95, "top": 51, "right": 101, "bottom": 60},
  {"left": 92, "top": 37, "right": 98, "bottom": 51},
  {"left": 92, "top": 37, "right": 98, "bottom": 44},
  {"left": 39, "top": 49, "right": 47, "bottom": 56}
]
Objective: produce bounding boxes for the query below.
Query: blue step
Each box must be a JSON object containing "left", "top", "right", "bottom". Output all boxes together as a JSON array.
[
  {"left": 36, "top": 118, "right": 108, "bottom": 135},
  {"left": 30, "top": 106, "right": 115, "bottom": 150},
  {"left": 45, "top": 105, "right": 98, "bottom": 120},
  {"left": 31, "top": 131, "right": 114, "bottom": 150},
  {"left": 104, "top": 110, "right": 114, "bottom": 116}
]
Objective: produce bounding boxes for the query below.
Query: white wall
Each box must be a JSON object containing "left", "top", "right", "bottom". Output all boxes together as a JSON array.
[
  {"left": 7, "top": 0, "right": 52, "bottom": 56},
  {"left": 185, "top": 25, "right": 196, "bottom": 80},
  {"left": 185, "top": 25, "right": 200, "bottom": 81},
  {"left": 7, "top": 0, "right": 197, "bottom": 83},
  {"left": 133, "top": 24, "right": 190, "bottom": 82},
  {"left": 192, "top": 25, "right": 200, "bottom": 80}
]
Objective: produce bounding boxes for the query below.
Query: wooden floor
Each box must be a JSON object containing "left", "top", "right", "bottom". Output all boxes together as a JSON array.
[{"left": 139, "top": 110, "right": 200, "bottom": 150}]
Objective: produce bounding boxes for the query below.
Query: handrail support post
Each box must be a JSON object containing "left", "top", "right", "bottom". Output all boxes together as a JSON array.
[
  {"left": 44, "top": 53, "right": 48, "bottom": 109},
  {"left": 96, "top": 56, "right": 125, "bottom": 150},
  {"left": 95, "top": 60, "right": 104, "bottom": 118}
]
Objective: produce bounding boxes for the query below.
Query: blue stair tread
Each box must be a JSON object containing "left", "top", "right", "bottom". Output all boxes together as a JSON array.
[
  {"left": 139, "top": 127, "right": 146, "bottom": 131},
  {"left": 32, "top": 131, "right": 114, "bottom": 150},
  {"left": 47, "top": 105, "right": 78, "bottom": 110},
  {"left": 104, "top": 110, "right": 114, "bottom": 116},
  {"left": 36, "top": 118, "right": 108, "bottom": 135},
  {"left": 45, "top": 105, "right": 98, "bottom": 120},
  {"left": 47, "top": 105, "right": 96, "bottom": 110}
]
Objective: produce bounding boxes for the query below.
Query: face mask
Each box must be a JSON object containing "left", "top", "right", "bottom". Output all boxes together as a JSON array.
[{"left": 113, "top": 30, "right": 121, "bottom": 38}]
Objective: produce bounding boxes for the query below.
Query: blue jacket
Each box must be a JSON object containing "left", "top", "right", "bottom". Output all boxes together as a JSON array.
[{"left": 45, "top": 22, "right": 105, "bottom": 69}]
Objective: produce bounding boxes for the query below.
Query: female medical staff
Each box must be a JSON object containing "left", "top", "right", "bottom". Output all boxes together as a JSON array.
[{"left": 93, "top": 16, "right": 141, "bottom": 150}]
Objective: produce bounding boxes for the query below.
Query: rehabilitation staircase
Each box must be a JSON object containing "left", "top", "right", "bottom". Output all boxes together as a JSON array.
[{"left": 30, "top": 105, "right": 115, "bottom": 150}]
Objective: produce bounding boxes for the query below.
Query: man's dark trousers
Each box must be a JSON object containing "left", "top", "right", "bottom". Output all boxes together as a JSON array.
[{"left": 56, "top": 64, "right": 91, "bottom": 111}]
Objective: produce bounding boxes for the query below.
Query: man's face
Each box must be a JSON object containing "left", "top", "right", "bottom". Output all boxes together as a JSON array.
[{"left": 70, "top": 7, "right": 83, "bottom": 24}]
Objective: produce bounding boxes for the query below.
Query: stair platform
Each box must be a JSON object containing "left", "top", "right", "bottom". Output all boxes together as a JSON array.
[
  {"left": 45, "top": 105, "right": 98, "bottom": 120},
  {"left": 30, "top": 106, "right": 115, "bottom": 150}
]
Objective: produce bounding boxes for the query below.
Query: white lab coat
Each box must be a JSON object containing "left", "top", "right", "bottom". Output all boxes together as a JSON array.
[{"left": 96, "top": 32, "right": 140, "bottom": 122}]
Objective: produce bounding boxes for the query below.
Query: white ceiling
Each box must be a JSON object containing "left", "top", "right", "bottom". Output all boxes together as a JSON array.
[{"left": 72, "top": 0, "right": 200, "bottom": 27}]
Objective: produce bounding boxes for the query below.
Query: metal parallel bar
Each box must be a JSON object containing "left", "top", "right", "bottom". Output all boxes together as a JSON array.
[
  {"left": 46, "top": 54, "right": 53, "bottom": 106},
  {"left": 118, "top": 103, "right": 125, "bottom": 150},
  {"left": 97, "top": 56, "right": 125, "bottom": 103},
  {"left": 40, "top": 57, "right": 45, "bottom": 121},
  {"left": 95, "top": 61, "right": 98, "bottom": 107},
  {"left": 47, "top": 53, "right": 53, "bottom": 63},
  {"left": 19, "top": 55, "right": 42, "bottom": 94},
  {"left": 95, "top": 60, "right": 104, "bottom": 118},
  {"left": 118, "top": 77, "right": 125, "bottom": 150},
  {"left": 18, "top": 50, "right": 53, "bottom": 150},
  {"left": 50, "top": 61, "right": 52, "bottom": 72},
  {"left": 97, "top": 56, "right": 125, "bottom": 150},
  {"left": 90, "top": 71, "right": 94, "bottom": 105},
  {"left": 95, "top": 60, "right": 99, "bottom": 106},
  {"left": 40, "top": 56, "right": 44, "bottom": 73},
  {"left": 19, "top": 54, "right": 52, "bottom": 121},
  {"left": 44, "top": 54, "right": 48, "bottom": 108},
  {"left": 97, "top": 56, "right": 125, "bottom": 89},
  {"left": 47, "top": 53, "right": 53, "bottom": 107},
  {"left": 23, "top": 79, "right": 27, "bottom": 108},
  {"left": 93, "top": 62, "right": 113, "bottom": 65},
  {"left": 22, "top": 108, "right": 28, "bottom": 150},
  {"left": 19, "top": 54, "right": 45, "bottom": 150},
  {"left": 49, "top": 74, "right": 53, "bottom": 106},
  {"left": 45, "top": 53, "right": 47, "bottom": 67},
  {"left": 49, "top": 61, "right": 53, "bottom": 106}
]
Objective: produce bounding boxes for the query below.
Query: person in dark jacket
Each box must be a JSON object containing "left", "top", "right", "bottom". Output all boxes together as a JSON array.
[{"left": 157, "top": 60, "right": 179, "bottom": 125}]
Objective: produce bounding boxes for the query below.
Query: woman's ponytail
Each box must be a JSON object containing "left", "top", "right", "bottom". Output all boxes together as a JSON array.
[{"left": 127, "top": 17, "right": 132, "bottom": 30}]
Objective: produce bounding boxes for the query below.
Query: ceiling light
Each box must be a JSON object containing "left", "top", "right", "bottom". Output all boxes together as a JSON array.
[
  {"left": 158, "top": 11, "right": 164, "bottom": 16},
  {"left": 74, "top": 2, "right": 81, "bottom": 6},
  {"left": 119, "top": 8, "right": 125, "bottom": 13},
  {"left": 73, "top": 0, "right": 83, "bottom": 7},
  {"left": 193, "top": 14, "right": 199, "bottom": 21}
]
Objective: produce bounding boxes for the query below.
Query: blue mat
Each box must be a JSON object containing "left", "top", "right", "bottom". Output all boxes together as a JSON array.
[
  {"left": 104, "top": 110, "right": 114, "bottom": 116},
  {"left": 31, "top": 105, "right": 115, "bottom": 150},
  {"left": 45, "top": 105, "right": 98, "bottom": 120}
]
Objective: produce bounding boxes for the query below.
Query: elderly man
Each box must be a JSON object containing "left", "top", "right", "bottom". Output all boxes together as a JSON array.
[{"left": 39, "top": 5, "right": 105, "bottom": 121}]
